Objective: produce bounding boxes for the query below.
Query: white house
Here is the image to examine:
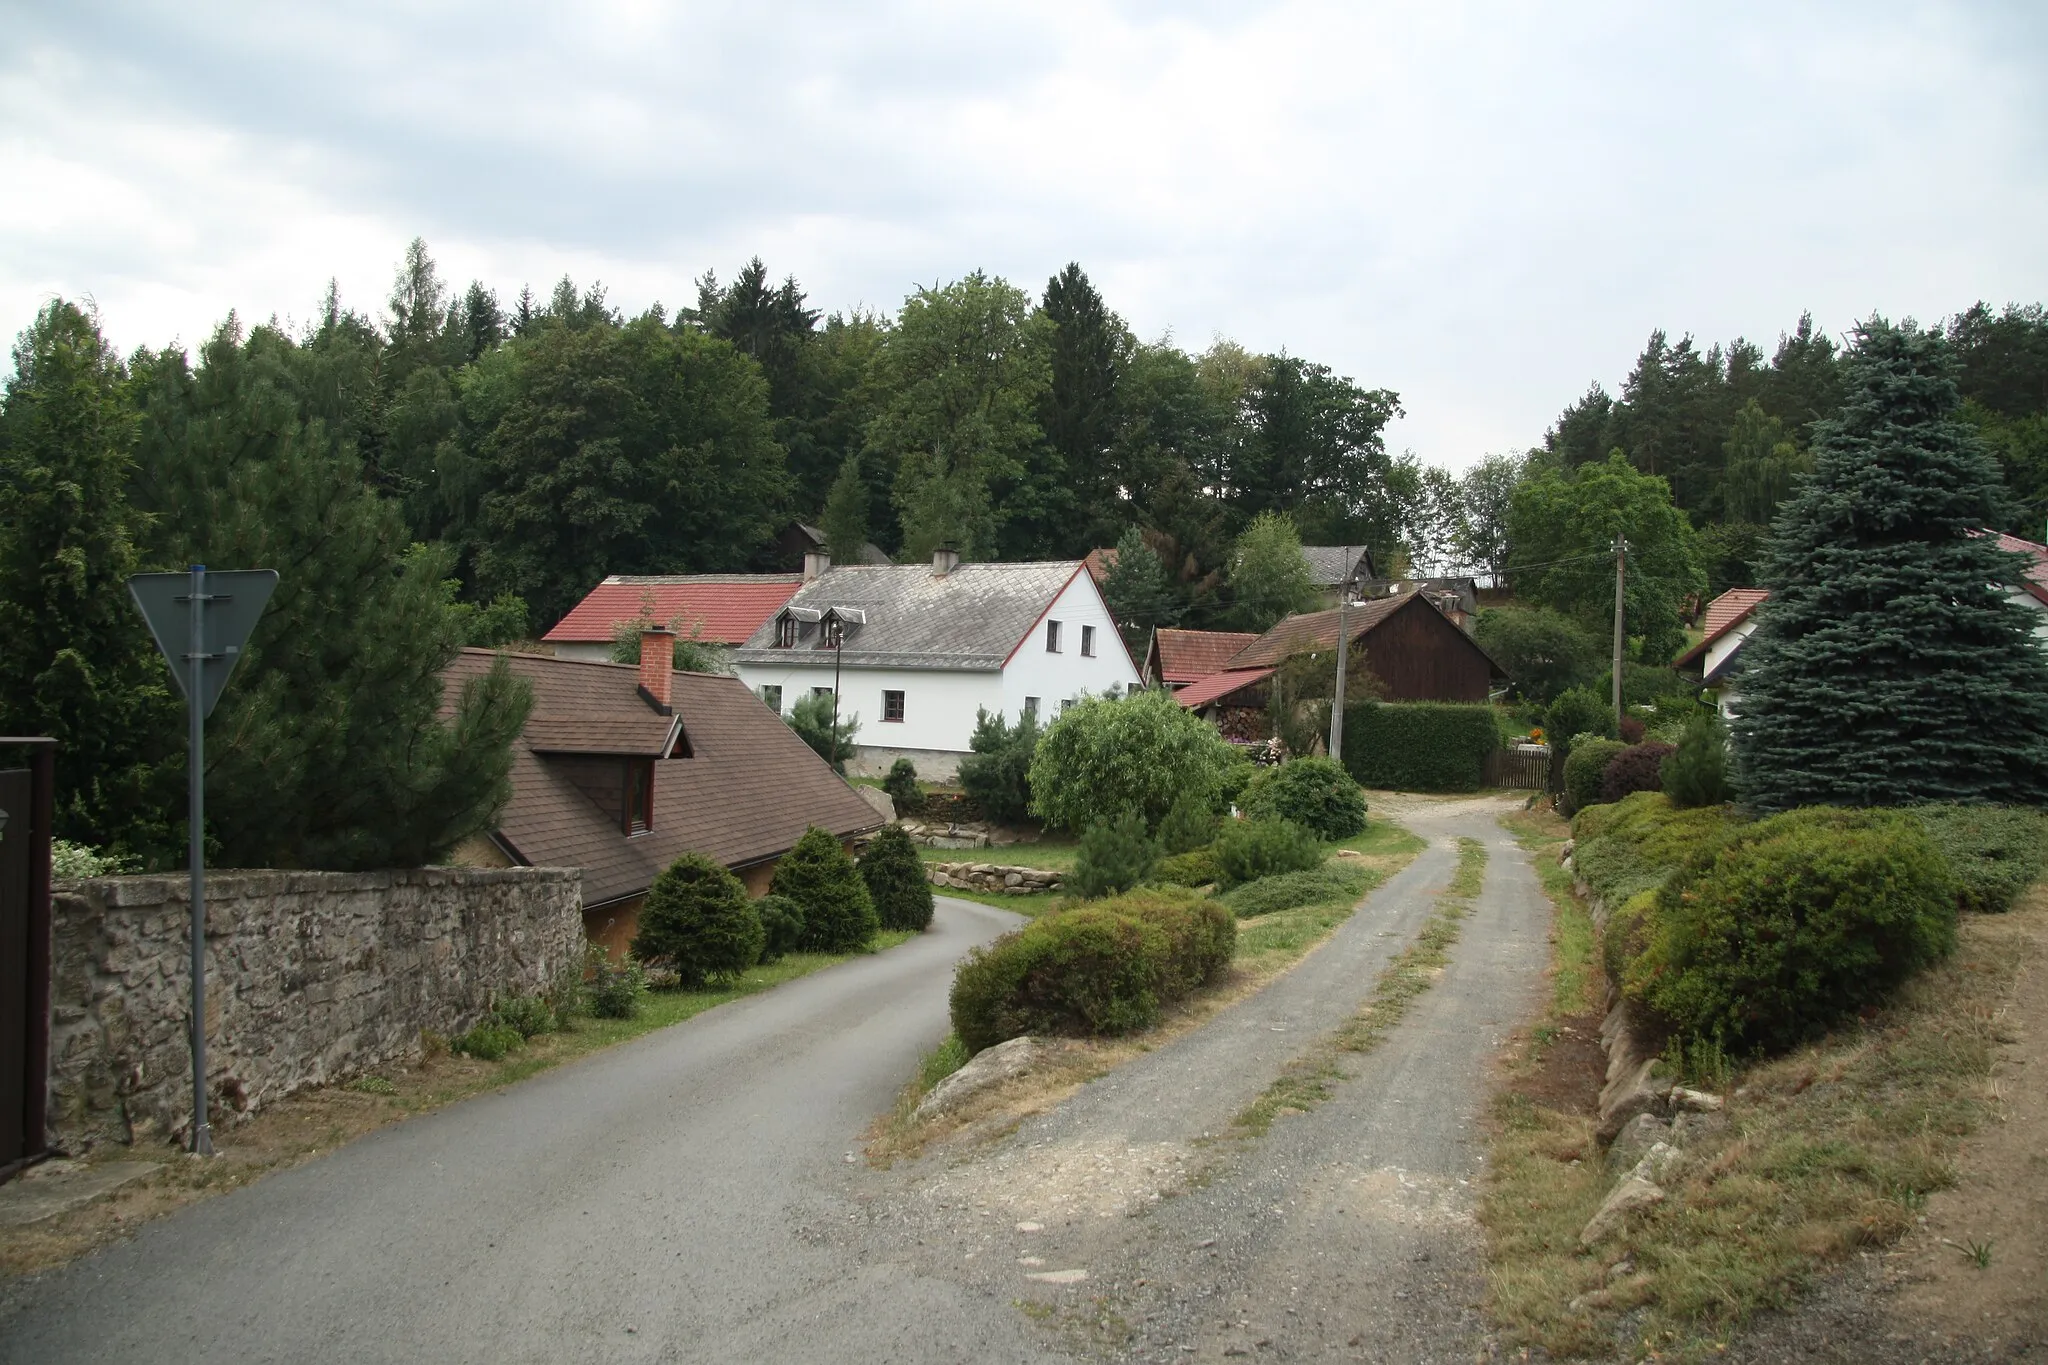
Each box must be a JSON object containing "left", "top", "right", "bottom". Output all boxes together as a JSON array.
[{"left": 732, "top": 550, "right": 1143, "bottom": 779}]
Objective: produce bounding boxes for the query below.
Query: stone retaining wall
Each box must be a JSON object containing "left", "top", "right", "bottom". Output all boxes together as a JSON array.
[
  {"left": 48, "top": 866, "right": 582, "bottom": 1152},
  {"left": 926, "top": 862, "right": 1062, "bottom": 894}
]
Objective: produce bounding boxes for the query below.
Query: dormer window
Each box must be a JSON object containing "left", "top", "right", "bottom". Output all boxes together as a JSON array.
[
  {"left": 623, "top": 758, "right": 654, "bottom": 835},
  {"left": 777, "top": 615, "right": 798, "bottom": 648},
  {"left": 824, "top": 618, "right": 844, "bottom": 648}
]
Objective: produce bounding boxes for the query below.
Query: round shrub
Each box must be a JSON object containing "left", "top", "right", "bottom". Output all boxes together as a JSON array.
[
  {"left": 1239, "top": 757, "right": 1368, "bottom": 841},
  {"left": 1027, "top": 688, "right": 1238, "bottom": 832},
  {"left": 859, "top": 824, "right": 935, "bottom": 931},
  {"left": 1221, "top": 864, "right": 1374, "bottom": 919},
  {"left": 1112, "top": 888, "right": 1235, "bottom": 995},
  {"left": 1545, "top": 686, "right": 1616, "bottom": 755},
  {"left": 949, "top": 907, "right": 1168, "bottom": 1052},
  {"left": 633, "top": 852, "right": 766, "bottom": 986},
  {"left": 1662, "top": 710, "right": 1733, "bottom": 809},
  {"left": 1627, "top": 807, "right": 1957, "bottom": 1053},
  {"left": 1158, "top": 790, "right": 1220, "bottom": 855},
  {"left": 881, "top": 758, "right": 924, "bottom": 813},
  {"left": 1618, "top": 715, "right": 1647, "bottom": 744},
  {"left": 1600, "top": 741, "right": 1675, "bottom": 805},
  {"left": 1212, "top": 818, "right": 1325, "bottom": 887},
  {"left": 773, "top": 825, "right": 879, "bottom": 954},
  {"left": 1153, "top": 848, "right": 1222, "bottom": 888},
  {"left": 753, "top": 894, "right": 807, "bottom": 963},
  {"left": 1561, "top": 736, "right": 1628, "bottom": 815},
  {"left": 582, "top": 944, "right": 647, "bottom": 1019},
  {"left": 1071, "top": 810, "right": 1160, "bottom": 900}
]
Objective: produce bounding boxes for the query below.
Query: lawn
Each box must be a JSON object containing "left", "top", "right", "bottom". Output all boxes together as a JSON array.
[{"left": 915, "top": 836, "right": 1078, "bottom": 871}]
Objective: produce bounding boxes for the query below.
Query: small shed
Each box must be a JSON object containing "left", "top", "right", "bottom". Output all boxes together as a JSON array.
[{"left": 1224, "top": 593, "right": 1506, "bottom": 703}]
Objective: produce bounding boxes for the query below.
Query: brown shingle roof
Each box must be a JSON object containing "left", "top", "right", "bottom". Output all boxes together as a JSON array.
[
  {"left": 1150, "top": 628, "right": 1262, "bottom": 685},
  {"left": 1223, "top": 596, "right": 1409, "bottom": 668},
  {"left": 444, "top": 650, "right": 882, "bottom": 906}
]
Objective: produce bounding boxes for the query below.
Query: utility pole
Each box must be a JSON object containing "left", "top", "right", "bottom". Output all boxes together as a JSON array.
[
  {"left": 1611, "top": 534, "right": 1628, "bottom": 728},
  {"left": 1328, "top": 551, "right": 1354, "bottom": 761}
]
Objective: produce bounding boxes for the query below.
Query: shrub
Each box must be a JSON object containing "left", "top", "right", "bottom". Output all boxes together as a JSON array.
[
  {"left": 949, "top": 907, "right": 1168, "bottom": 1051},
  {"left": 1153, "top": 848, "right": 1222, "bottom": 888},
  {"left": 1617, "top": 715, "right": 1646, "bottom": 744},
  {"left": 1212, "top": 817, "right": 1325, "bottom": 888},
  {"left": 881, "top": 758, "right": 924, "bottom": 813},
  {"left": 1071, "top": 810, "right": 1160, "bottom": 900},
  {"left": 1111, "top": 888, "right": 1235, "bottom": 994},
  {"left": 1473, "top": 605, "right": 1602, "bottom": 705},
  {"left": 50, "top": 840, "right": 139, "bottom": 879},
  {"left": 1217, "top": 756, "right": 1256, "bottom": 812},
  {"left": 1544, "top": 687, "right": 1616, "bottom": 757},
  {"left": 859, "top": 824, "right": 935, "bottom": 931},
  {"left": 584, "top": 944, "right": 647, "bottom": 1018},
  {"left": 1571, "top": 791, "right": 1742, "bottom": 905},
  {"left": 1339, "top": 701, "right": 1500, "bottom": 792},
  {"left": 491, "top": 995, "right": 559, "bottom": 1039},
  {"left": 1628, "top": 807, "right": 1957, "bottom": 1053},
  {"left": 1239, "top": 757, "right": 1368, "bottom": 840},
  {"left": 956, "top": 707, "right": 1038, "bottom": 824},
  {"left": 1561, "top": 737, "right": 1628, "bottom": 815},
  {"left": 1662, "top": 710, "right": 1733, "bottom": 808},
  {"left": 773, "top": 825, "right": 879, "bottom": 953},
  {"left": 1028, "top": 688, "right": 1238, "bottom": 832},
  {"left": 753, "top": 894, "right": 807, "bottom": 963},
  {"left": 1158, "top": 790, "right": 1219, "bottom": 854},
  {"left": 1600, "top": 741, "right": 1674, "bottom": 805},
  {"left": 453, "top": 1020, "right": 522, "bottom": 1060},
  {"left": 786, "top": 691, "right": 859, "bottom": 772},
  {"left": 1912, "top": 804, "right": 2048, "bottom": 914},
  {"left": 1220, "top": 864, "right": 1374, "bottom": 919},
  {"left": 633, "top": 852, "right": 765, "bottom": 987}
]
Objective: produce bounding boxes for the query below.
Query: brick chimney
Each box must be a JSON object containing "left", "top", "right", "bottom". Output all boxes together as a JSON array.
[
  {"left": 803, "top": 549, "right": 830, "bottom": 582},
  {"left": 932, "top": 546, "right": 959, "bottom": 576},
  {"left": 638, "top": 626, "right": 675, "bottom": 713}
]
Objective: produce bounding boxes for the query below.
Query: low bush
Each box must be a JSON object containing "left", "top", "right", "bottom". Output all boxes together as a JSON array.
[
  {"left": 1217, "top": 755, "right": 1256, "bottom": 812},
  {"left": 1661, "top": 710, "right": 1733, "bottom": 808},
  {"left": 453, "top": 1020, "right": 523, "bottom": 1060},
  {"left": 1220, "top": 863, "right": 1374, "bottom": 919},
  {"left": 1113, "top": 888, "right": 1235, "bottom": 994},
  {"left": 1339, "top": 701, "right": 1501, "bottom": 792},
  {"left": 1617, "top": 715, "right": 1646, "bottom": 744},
  {"left": 880, "top": 758, "right": 924, "bottom": 813},
  {"left": 1561, "top": 737, "right": 1627, "bottom": 815},
  {"left": 957, "top": 708, "right": 1039, "bottom": 825},
  {"left": 1912, "top": 804, "right": 2048, "bottom": 914},
  {"left": 491, "top": 995, "right": 559, "bottom": 1039},
  {"left": 1212, "top": 817, "right": 1325, "bottom": 888},
  {"left": 633, "top": 853, "right": 766, "bottom": 986},
  {"left": 753, "top": 894, "right": 806, "bottom": 963},
  {"left": 1599, "top": 741, "right": 1674, "bottom": 805},
  {"left": 1153, "top": 848, "right": 1222, "bottom": 888},
  {"left": 584, "top": 945, "right": 647, "bottom": 1019},
  {"left": 774, "top": 826, "right": 879, "bottom": 953},
  {"left": 1601, "top": 888, "right": 1659, "bottom": 990},
  {"left": 1071, "top": 810, "right": 1160, "bottom": 899},
  {"left": 1570, "top": 791, "right": 1743, "bottom": 905},
  {"left": 1628, "top": 807, "right": 1957, "bottom": 1053},
  {"left": 950, "top": 906, "right": 1169, "bottom": 1051},
  {"left": 1239, "top": 757, "right": 1369, "bottom": 840},
  {"left": 860, "top": 824, "right": 935, "bottom": 931},
  {"left": 1158, "top": 790, "right": 1219, "bottom": 854},
  {"left": 1543, "top": 687, "right": 1615, "bottom": 756}
]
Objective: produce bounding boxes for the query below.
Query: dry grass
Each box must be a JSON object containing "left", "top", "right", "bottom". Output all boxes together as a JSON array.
[{"left": 1478, "top": 848, "right": 2025, "bottom": 1361}]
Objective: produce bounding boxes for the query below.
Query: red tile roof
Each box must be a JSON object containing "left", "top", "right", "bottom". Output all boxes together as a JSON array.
[
  {"left": 443, "top": 650, "right": 880, "bottom": 906},
  {"left": 543, "top": 575, "right": 803, "bottom": 646},
  {"left": 1673, "top": 588, "right": 1770, "bottom": 668},
  {"left": 1986, "top": 531, "right": 2048, "bottom": 605},
  {"left": 1149, "top": 629, "right": 1262, "bottom": 685},
  {"left": 1173, "top": 667, "right": 1275, "bottom": 709},
  {"left": 1082, "top": 547, "right": 1118, "bottom": 584}
]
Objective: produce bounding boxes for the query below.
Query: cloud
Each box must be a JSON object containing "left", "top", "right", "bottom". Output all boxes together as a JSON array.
[{"left": 3, "top": 0, "right": 2044, "bottom": 467}]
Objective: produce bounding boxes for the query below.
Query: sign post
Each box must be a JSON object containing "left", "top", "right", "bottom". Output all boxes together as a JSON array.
[{"left": 128, "top": 566, "right": 277, "bottom": 1155}]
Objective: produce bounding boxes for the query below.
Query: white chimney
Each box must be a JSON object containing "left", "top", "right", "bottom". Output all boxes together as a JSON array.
[
  {"left": 803, "top": 550, "right": 830, "bottom": 582},
  {"left": 932, "top": 547, "right": 960, "bottom": 576}
]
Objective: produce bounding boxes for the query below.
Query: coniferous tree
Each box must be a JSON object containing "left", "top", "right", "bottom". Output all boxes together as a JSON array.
[
  {"left": 1732, "top": 318, "right": 2048, "bottom": 809},
  {"left": 1100, "top": 526, "right": 1180, "bottom": 653},
  {"left": 820, "top": 453, "right": 870, "bottom": 565},
  {"left": 1033, "top": 263, "right": 1129, "bottom": 554},
  {"left": 773, "top": 825, "right": 878, "bottom": 953}
]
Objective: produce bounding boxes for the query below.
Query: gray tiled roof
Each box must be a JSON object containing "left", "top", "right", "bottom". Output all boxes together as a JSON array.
[
  {"left": 1300, "top": 545, "right": 1376, "bottom": 587},
  {"left": 734, "top": 561, "right": 1083, "bottom": 670}
]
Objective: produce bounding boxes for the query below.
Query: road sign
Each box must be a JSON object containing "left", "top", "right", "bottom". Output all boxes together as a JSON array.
[{"left": 127, "top": 570, "right": 278, "bottom": 718}]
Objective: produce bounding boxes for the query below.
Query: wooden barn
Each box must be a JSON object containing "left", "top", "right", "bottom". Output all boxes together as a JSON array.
[{"left": 1193, "top": 592, "right": 1507, "bottom": 710}]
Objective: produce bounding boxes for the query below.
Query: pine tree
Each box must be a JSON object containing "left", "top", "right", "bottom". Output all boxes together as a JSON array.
[
  {"left": 773, "top": 826, "right": 878, "bottom": 953},
  {"left": 820, "top": 453, "right": 869, "bottom": 564},
  {"left": 1732, "top": 318, "right": 2048, "bottom": 809},
  {"left": 1100, "top": 525, "right": 1180, "bottom": 652},
  {"left": 859, "top": 824, "right": 934, "bottom": 932}
]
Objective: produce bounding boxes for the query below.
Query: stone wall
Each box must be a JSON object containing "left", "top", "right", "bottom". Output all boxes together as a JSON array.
[
  {"left": 48, "top": 867, "right": 582, "bottom": 1152},
  {"left": 926, "top": 862, "right": 1062, "bottom": 894}
]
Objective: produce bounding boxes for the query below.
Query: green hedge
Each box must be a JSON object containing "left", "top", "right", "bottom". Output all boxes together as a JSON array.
[
  {"left": 1219, "top": 864, "right": 1375, "bottom": 919},
  {"left": 1339, "top": 701, "right": 1500, "bottom": 792},
  {"left": 1912, "top": 805, "right": 2048, "bottom": 914}
]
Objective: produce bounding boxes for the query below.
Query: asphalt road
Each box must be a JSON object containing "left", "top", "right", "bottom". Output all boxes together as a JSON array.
[{"left": 0, "top": 895, "right": 1063, "bottom": 1365}]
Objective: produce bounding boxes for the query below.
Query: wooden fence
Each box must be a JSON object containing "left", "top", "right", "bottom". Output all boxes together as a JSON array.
[{"left": 1483, "top": 746, "right": 1551, "bottom": 791}]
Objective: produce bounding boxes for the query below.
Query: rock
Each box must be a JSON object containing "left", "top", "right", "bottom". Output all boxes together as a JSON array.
[
  {"left": 1596, "top": 1056, "right": 1670, "bottom": 1144},
  {"left": 1605, "top": 1112, "right": 1671, "bottom": 1174},
  {"left": 1670, "top": 1086, "right": 1723, "bottom": 1113},
  {"left": 989, "top": 830, "right": 1019, "bottom": 847},
  {"left": 1631, "top": 1140, "right": 1684, "bottom": 1185},
  {"left": 911, "top": 1036, "right": 1048, "bottom": 1123},
  {"left": 1559, "top": 839, "right": 1575, "bottom": 865},
  {"left": 856, "top": 787, "right": 897, "bottom": 823},
  {"left": 1004, "top": 872, "right": 1023, "bottom": 888},
  {"left": 1672, "top": 1110, "right": 1729, "bottom": 1146},
  {"left": 1579, "top": 1173, "right": 1666, "bottom": 1246}
]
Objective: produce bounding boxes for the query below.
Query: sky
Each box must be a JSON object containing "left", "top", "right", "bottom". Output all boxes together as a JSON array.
[{"left": 3, "top": 1, "right": 2045, "bottom": 470}]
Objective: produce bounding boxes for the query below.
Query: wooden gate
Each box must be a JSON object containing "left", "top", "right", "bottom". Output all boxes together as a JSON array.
[
  {"left": 0, "top": 740, "right": 54, "bottom": 1178},
  {"left": 1483, "top": 746, "right": 1551, "bottom": 791}
]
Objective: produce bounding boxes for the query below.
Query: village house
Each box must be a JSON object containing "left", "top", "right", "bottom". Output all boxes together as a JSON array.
[
  {"left": 732, "top": 550, "right": 1143, "bottom": 779},
  {"left": 445, "top": 637, "right": 882, "bottom": 958},
  {"left": 541, "top": 573, "right": 807, "bottom": 663}
]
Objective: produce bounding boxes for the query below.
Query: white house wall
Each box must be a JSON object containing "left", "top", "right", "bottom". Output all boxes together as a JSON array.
[
  {"left": 732, "top": 659, "right": 1003, "bottom": 759},
  {"left": 999, "top": 571, "right": 1144, "bottom": 722}
]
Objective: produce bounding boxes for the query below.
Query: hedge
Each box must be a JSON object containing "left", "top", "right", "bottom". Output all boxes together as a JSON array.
[{"left": 1339, "top": 701, "right": 1500, "bottom": 792}]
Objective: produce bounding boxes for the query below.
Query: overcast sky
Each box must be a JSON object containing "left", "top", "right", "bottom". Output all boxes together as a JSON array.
[{"left": 4, "top": 2, "right": 2044, "bottom": 469}]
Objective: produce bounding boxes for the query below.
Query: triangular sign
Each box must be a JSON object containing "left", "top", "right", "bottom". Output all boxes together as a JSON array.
[{"left": 128, "top": 570, "right": 279, "bottom": 719}]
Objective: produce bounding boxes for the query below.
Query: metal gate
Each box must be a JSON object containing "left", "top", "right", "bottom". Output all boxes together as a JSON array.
[{"left": 0, "top": 739, "right": 54, "bottom": 1178}]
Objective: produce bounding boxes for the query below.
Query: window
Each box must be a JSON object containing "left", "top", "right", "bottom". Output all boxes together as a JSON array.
[
  {"left": 1045, "top": 619, "right": 1062, "bottom": 653},
  {"left": 824, "top": 618, "right": 844, "bottom": 648},
  {"left": 883, "top": 689, "right": 905, "bottom": 723},
  {"left": 776, "top": 616, "right": 798, "bottom": 648},
  {"left": 623, "top": 759, "right": 654, "bottom": 835},
  {"left": 1063, "top": 697, "right": 1078, "bottom": 713},
  {"left": 757, "top": 684, "right": 782, "bottom": 714},
  {"left": 812, "top": 686, "right": 834, "bottom": 700},
  {"left": 1081, "top": 624, "right": 1096, "bottom": 657},
  {"left": 1023, "top": 696, "right": 1040, "bottom": 718}
]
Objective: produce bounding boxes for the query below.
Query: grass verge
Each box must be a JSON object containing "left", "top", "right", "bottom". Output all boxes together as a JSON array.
[
  {"left": 1, "top": 930, "right": 916, "bottom": 1277},
  {"left": 1233, "top": 837, "right": 1487, "bottom": 1136}
]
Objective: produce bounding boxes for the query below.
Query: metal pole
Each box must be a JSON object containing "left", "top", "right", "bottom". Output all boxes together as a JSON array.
[
  {"left": 187, "top": 563, "right": 212, "bottom": 1156},
  {"left": 831, "top": 625, "right": 844, "bottom": 773},
  {"left": 1611, "top": 536, "right": 1627, "bottom": 734},
  {"left": 1328, "top": 558, "right": 1351, "bottom": 760}
]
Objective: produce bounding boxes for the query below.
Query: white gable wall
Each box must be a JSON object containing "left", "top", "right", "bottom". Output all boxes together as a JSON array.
[{"left": 999, "top": 569, "right": 1143, "bottom": 721}]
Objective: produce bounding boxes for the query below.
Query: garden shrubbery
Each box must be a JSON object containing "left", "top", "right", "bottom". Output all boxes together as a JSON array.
[
  {"left": 753, "top": 894, "right": 807, "bottom": 962},
  {"left": 881, "top": 758, "right": 924, "bottom": 813},
  {"left": 1561, "top": 736, "right": 1627, "bottom": 815},
  {"left": 633, "top": 852, "right": 766, "bottom": 986},
  {"left": 1239, "top": 757, "right": 1368, "bottom": 840},
  {"left": 1211, "top": 817, "right": 1325, "bottom": 887},
  {"left": 1912, "top": 804, "right": 2048, "bottom": 914},
  {"left": 1158, "top": 790, "right": 1219, "bottom": 854},
  {"left": 774, "top": 825, "right": 879, "bottom": 953},
  {"left": 859, "top": 823, "right": 935, "bottom": 931},
  {"left": 957, "top": 708, "right": 1038, "bottom": 824},
  {"left": 1571, "top": 791, "right": 1742, "bottom": 904},
  {"left": 949, "top": 887, "right": 1234, "bottom": 1052},
  {"left": 1220, "top": 863, "right": 1374, "bottom": 919},
  {"left": 1070, "top": 810, "right": 1160, "bottom": 899},
  {"left": 1153, "top": 848, "right": 1222, "bottom": 888},
  {"left": 1599, "top": 741, "right": 1673, "bottom": 805},
  {"left": 583, "top": 943, "right": 647, "bottom": 1018},
  {"left": 1544, "top": 687, "right": 1615, "bottom": 755},
  {"left": 1028, "top": 688, "right": 1237, "bottom": 831},
  {"left": 1661, "top": 710, "right": 1733, "bottom": 808},
  {"left": 1339, "top": 701, "right": 1501, "bottom": 792}
]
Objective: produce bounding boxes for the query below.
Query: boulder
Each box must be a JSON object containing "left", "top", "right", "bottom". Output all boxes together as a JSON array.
[
  {"left": 857, "top": 787, "right": 897, "bottom": 823},
  {"left": 1605, "top": 1112, "right": 1671, "bottom": 1174},
  {"left": 911, "top": 1036, "right": 1047, "bottom": 1123},
  {"left": 1579, "top": 1145, "right": 1682, "bottom": 1250},
  {"left": 1670, "top": 1086, "right": 1724, "bottom": 1113}
]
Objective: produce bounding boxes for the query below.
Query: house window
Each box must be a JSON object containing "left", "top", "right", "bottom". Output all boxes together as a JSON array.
[
  {"left": 1081, "top": 624, "right": 1096, "bottom": 657},
  {"left": 1046, "top": 619, "right": 1062, "bottom": 652},
  {"left": 776, "top": 616, "right": 798, "bottom": 648},
  {"left": 757, "top": 684, "right": 782, "bottom": 714},
  {"left": 812, "top": 686, "right": 834, "bottom": 700},
  {"left": 1063, "top": 697, "right": 1078, "bottom": 713},
  {"left": 824, "top": 618, "right": 844, "bottom": 648},
  {"left": 883, "top": 689, "right": 905, "bottom": 723},
  {"left": 623, "top": 759, "right": 654, "bottom": 835},
  {"left": 1023, "top": 696, "right": 1039, "bottom": 718}
]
